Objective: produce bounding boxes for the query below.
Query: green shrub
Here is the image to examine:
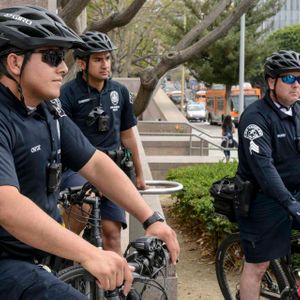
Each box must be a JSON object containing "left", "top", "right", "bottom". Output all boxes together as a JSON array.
[{"left": 166, "top": 161, "right": 238, "bottom": 250}]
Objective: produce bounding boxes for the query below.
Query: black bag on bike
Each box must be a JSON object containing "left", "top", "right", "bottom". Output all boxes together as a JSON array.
[{"left": 209, "top": 176, "right": 239, "bottom": 222}]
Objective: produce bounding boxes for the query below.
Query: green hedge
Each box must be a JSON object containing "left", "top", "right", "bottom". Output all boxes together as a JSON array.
[{"left": 166, "top": 161, "right": 238, "bottom": 249}]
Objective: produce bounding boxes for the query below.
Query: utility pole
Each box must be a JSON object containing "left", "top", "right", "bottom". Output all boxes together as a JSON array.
[
  {"left": 238, "top": 14, "right": 245, "bottom": 120},
  {"left": 180, "top": 13, "right": 186, "bottom": 113}
]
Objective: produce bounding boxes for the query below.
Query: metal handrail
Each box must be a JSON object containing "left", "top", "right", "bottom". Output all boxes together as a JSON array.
[
  {"left": 138, "top": 120, "right": 237, "bottom": 156},
  {"left": 139, "top": 120, "right": 222, "bottom": 139},
  {"left": 138, "top": 180, "right": 183, "bottom": 195}
]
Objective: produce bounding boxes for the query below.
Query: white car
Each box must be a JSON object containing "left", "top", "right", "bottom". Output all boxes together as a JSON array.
[{"left": 186, "top": 103, "right": 207, "bottom": 122}]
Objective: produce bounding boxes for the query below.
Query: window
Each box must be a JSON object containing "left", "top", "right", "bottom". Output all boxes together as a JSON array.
[
  {"left": 207, "top": 97, "right": 214, "bottom": 109},
  {"left": 217, "top": 97, "right": 224, "bottom": 110}
]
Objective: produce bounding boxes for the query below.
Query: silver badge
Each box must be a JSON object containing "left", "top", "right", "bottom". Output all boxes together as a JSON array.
[{"left": 110, "top": 91, "right": 119, "bottom": 106}]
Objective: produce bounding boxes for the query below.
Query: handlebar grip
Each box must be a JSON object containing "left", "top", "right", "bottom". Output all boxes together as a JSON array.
[
  {"left": 128, "top": 261, "right": 142, "bottom": 274},
  {"left": 104, "top": 289, "right": 125, "bottom": 300}
]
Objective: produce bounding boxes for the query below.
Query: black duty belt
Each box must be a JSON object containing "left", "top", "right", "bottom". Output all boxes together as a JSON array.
[{"left": 104, "top": 149, "right": 124, "bottom": 166}]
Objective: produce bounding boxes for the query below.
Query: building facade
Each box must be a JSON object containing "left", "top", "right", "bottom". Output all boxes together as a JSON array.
[{"left": 263, "top": 0, "right": 300, "bottom": 31}]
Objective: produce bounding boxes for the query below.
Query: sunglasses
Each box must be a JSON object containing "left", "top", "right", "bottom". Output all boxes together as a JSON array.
[
  {"left": 279, "top": 74, "right": 300, "bottom": 85},
  {"left": 33, "top": 49, "right": 66, "bottom": 67}
]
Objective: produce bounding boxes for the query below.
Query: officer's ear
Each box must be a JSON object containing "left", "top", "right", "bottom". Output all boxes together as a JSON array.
[
  {"left": 6, "top": 53, "right": 23, "bottom": 76},
  {"left": 267, "top": 77, "right": 276, "bottom": 90},
  {"left": 76, "top": 58, "right": 87, "bottom": 72}
]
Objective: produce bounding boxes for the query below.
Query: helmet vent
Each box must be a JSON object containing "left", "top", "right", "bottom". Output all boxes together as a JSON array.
[
  {"left": 21, "top": 12, "right": 43, "bottom": 20},
  {"left": 17, "top": 26, "right": 45, "bottom": 38},
  {"left": 42, "top": 24, "right": 61, "bottom": 36}
]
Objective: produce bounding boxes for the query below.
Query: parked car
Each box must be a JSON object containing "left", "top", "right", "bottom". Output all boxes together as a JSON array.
[
  {"left": 186, "top": 102, "right": 207, "bottom": 122},
  {"left": 168, "top": 90, "right": 185, "bottom": 105}
]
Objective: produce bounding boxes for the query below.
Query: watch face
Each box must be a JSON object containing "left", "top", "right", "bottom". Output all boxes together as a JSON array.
[{"left": 156, "top": 211, "right": 164, "bottom": 220}]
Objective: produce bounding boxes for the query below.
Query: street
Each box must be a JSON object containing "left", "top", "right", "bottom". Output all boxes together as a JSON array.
[
  {"left": 191, "top": 121, "right": 238, "bottom": 140},
  {"left": 189, "top": 121, "right": 238, "bottom": 160}
]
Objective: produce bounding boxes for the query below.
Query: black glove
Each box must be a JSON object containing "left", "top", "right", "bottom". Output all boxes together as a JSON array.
[{"left": 287, "top": 200, "right": 300, "bottom": 224}]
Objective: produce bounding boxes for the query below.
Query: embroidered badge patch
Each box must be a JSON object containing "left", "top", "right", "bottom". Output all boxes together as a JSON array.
[
  {"left": 243, "top": 124, "right": 263, "bottom": 154},
  {"left": 50, "top": 98, "right": 66, "bottom": 117}
]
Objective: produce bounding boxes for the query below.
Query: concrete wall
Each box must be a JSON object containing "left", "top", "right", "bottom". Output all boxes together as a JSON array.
[
  {"left": 142, "top": 88, "right": 187, "bottom": 123},
  {"left": 0, "top": 1, "right": 49, "bottom": 9},
  {"left": 127, "top": 127, "right": 178, "bottom": 300},
  {"left": 113, "top": 77, "right": 141, "bottom": 94}
]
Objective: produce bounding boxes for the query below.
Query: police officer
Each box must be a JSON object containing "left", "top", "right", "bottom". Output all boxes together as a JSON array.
[
  {"left": 237, "top": 50, "right": 300, "bottom": 300},
  {"left": 59, "top": 31, "right": 148, "bottom": 254},
  {"left": 0, "top": 6, "right": 179, "bottom": 300}
]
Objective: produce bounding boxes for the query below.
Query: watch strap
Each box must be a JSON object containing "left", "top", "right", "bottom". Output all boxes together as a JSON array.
[{"left": 143, "top": 211, "right": 165, "bottom": 230}]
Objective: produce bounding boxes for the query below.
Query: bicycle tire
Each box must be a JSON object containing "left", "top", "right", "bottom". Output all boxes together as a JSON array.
[
  {"left": 215, "top": 232, "right": 290, "bottom": 299},
  {"left": 58, "top": 265, "right": 104, "bottom": 300},
  {"left": 268, "top": 232, "right": 300, "bottom": 299},
  {"left": 58, "top": 265, "right": 148, "bottom": 300}
]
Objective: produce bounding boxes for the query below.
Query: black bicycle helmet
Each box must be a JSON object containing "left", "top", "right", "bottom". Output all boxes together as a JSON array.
[
  {"left": 264, "top": 50, "right": 300, "bottom": 79},
  {"left": 73, "top": 31, "right": 117, "bottom": 59},
  {"left": 0, "top": 5, "right": 85, "bottom": 52}
]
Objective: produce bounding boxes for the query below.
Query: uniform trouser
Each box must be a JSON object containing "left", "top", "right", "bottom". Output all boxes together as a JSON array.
[{"left": 0, "top": 258, "right": 87, "bottom": 300}]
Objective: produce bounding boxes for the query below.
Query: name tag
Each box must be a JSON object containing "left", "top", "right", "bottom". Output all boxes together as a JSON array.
[{"left": 78, "top": 98, "right": 92, "bottom": 104}]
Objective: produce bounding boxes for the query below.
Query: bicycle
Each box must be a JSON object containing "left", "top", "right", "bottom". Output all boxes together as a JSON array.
[
  {"left": 215, "top": 230, "right": 300, "bottom": 299},
  {"left": 58, "top": 180, "right": 183, "bottom": 248},
  {"left": 58, "top": 236, "right": 170, "bottom": 300},
  {"left": 57, "top": 180, "right": 183, "bottom": 299}
]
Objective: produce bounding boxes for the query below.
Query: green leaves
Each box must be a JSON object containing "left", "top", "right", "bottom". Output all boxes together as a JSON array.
[{"left": 166, "top": 161, "right": 238, "bottom": 249}]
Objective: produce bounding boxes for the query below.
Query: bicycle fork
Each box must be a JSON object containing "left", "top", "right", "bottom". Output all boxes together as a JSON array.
[{"left": 280, "top": 256, "right": 300, "bottom": 300}]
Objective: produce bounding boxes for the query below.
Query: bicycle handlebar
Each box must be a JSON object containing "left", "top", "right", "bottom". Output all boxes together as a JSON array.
[
  {"left": 59, "top": 180, "right": 183, "bottom": 206},
  {"left": 104, "top": 236, "right": 170, "bottom": 300}
]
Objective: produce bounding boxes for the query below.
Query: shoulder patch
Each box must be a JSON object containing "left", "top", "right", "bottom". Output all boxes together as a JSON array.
[
  {"left": 243, "top": 124, "right": 263, "bottom": 141},
  {"left": 243, "top": 124, "right": 263, "bottom": 155},
  {"left": 49, "top": 99, "right": 66, "bottom": 117},
  {"left": 129, "top": 92, "right": 135, "bottom": 104}
]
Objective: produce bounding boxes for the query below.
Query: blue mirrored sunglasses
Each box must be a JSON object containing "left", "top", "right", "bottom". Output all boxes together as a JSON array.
[{"left": 279, "top": 74, "right": 300, "bottom": 85}]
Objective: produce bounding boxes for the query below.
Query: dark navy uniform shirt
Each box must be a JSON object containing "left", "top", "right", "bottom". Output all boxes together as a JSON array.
[
  {"left": 59, "top": 72, "right": 137, "bottom": 151},
  {"left": 237, "top": 91, "right": 300, "bottom": 207},
  {"left": 0, "top": 83, "right": 96, "bottom": 259}
]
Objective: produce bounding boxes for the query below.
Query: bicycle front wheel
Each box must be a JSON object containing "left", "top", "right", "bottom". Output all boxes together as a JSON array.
[
  {"left": 215, "top": 232, "right": 289, "bottom": 300},
  {"left": 58, "top": 265, "right": 104, "bottom": 300}
]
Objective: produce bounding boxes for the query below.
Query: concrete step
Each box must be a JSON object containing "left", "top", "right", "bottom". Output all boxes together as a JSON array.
[
  {"left": 142, "top": 139, "right": 208, "bottom": 156},
  {"left": 147, "top": 155, "right": 223, "bottom": 179}
]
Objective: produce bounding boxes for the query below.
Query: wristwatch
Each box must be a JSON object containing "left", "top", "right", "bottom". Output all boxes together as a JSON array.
[{"left": 143, "top": 211, "right": 165, "bottom": 230}]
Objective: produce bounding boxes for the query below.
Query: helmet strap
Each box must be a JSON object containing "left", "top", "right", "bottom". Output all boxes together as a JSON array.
[
  {"left": 0, "top": 51, "right": 31, "bottom": 110},
  {"left": 18, "top": 52, "right": 32, "bottom": 109},
  {"left": 83, "top": 56, "right": 92, "bottom": 98}
]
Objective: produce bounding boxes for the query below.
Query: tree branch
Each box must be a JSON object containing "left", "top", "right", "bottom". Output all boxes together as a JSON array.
[
  {"left": 59, "top": 0, "right": 90, "bottom": 30},
  {"left": 134, "top": 0, "right": 258, "bottom": 116},
  {"left": 175, "top": 0, "right": 232, "bottom": 50},
  {"left": 157, "top": 0, "right": 258, "bottom": 73},
  {"left": 89, "top": 0, "right": 147, "bottom": 33}
]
